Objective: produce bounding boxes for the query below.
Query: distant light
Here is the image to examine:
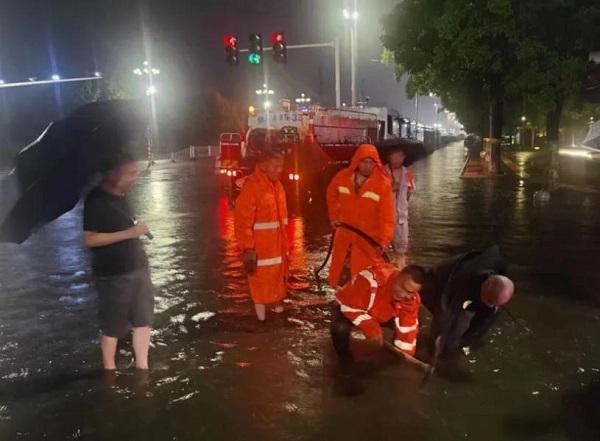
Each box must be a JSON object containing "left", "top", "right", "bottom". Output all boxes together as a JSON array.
[
  {"left": 146, "top": 85, "right": 157, "bottom": 96},
  {"left": 51, "top": 74, "right": 60, "bottom": 81},
  {"left": 264, "top": 100, "right": 271, "bottom": 109},
  {"left": 94, "top": 71, "right": 102, "bottom": 77},
  {"left": 521, "top": 115, "right": 527, "bottom": 122},
  {"left": 133, "top": 68, "right": 142, "bottom": 75},
  {"left": 352, "top": 10, "right": 359, "bottom": 19},
  {"left": 559, "top": 148, "right": 592, "bottom": 159},
  {"left": 343, "top": 9, "right": 350, "bottom": 19},
  {"left": 28, "top": 77, "right": 36, "bottom": 82},
  {"left": 294, "top": 173, "right": 300, "bottom": 181},
  {"left": 143, "top": 61, "right": 149, "bottom": 66},
  {"left": 534, "top": 146, "right": 541, "bottom": 151},
  {"left": 248, "top": 105, "right": 256, "bottom": 115},
  {"left": 519, "top": 180, "right": 525, "bottom": 186},
  {"left": 152, "top": 68, "right": 160, "bottom": 75},
  {"left": 0, "top": 79, "right": 4, "bottom": 85}
]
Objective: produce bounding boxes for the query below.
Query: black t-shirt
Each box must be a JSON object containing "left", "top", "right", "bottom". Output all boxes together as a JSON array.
[{"left": 83, "top": 188, "right": 148, "bottom": 276}]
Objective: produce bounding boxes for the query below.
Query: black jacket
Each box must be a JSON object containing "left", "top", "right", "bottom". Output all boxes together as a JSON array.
[{"left": 421, "top": 245, "right": 508, "bottom": 351}]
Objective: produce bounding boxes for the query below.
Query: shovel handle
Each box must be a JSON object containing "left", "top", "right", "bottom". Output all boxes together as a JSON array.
[{"left": 384, "top": 341, "right": 430, "bottom": 371}]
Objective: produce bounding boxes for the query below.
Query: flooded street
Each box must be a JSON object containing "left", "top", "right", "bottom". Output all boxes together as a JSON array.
[{"left": 0, "top": 142, "right": 599, "bottom": 440}]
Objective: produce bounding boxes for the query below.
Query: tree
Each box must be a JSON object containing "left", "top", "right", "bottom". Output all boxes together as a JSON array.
[{"left": 382, "top": 0, "right": 519, "bottom": 138}]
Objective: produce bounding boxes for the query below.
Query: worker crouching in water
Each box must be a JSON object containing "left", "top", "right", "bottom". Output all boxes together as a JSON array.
[
  {"left": 331, "top": 263, "right": 426, "bottom": 365},
  {"left": 420, "top": 245, "right": 515, "bottom": 363},
  {"left": 326, "top": 144, "right": 395, "bottom": 289},
  {"left": 234, "top": 150, "right": 288, "bottom": 322}
]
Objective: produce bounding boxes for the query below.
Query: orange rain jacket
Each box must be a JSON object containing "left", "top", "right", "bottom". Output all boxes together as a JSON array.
[
  {"left": 335, "top": 263, "right": 420, "bottom": 355},
  {"left": 234, "top": 167, "right": 288, "bottom": 304},
  {"left": 326, "top": 144, "right": 395, "bottom": 287}
]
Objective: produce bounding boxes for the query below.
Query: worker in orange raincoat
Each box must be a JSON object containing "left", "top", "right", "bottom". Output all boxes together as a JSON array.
[
  {"left": 331, "top": 263, "right": 425, "bottom": 365},
  {"left": 234, "top": 150, "right": 288, "bottom": 322},
  {"left": 326, "top": 144, "right": 395, "bottom": 288}
]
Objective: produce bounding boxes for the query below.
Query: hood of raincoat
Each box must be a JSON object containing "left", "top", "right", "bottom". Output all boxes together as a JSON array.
[{"left": 349, "top": 144, "right": 383, "bottom": 171}]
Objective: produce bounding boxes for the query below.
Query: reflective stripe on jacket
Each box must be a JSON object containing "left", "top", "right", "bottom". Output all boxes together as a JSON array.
[
  {"left": 335, "top": 263, "right": 420, "bottom": 355},
  {"left": 234, "top": 167, "right": 288, "bottom": 304}
]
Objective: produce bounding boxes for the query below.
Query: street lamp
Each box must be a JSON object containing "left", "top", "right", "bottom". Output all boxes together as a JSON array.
[
  {"left": 295, "top": 93, "right": 311, "bottom": 104},
  {"left": 133, "top": 60, "right": 161, "bottom": 166},
  {"left": 521, "top": 115, "right": 527, "bottom": 122},
  {"left": 264, "top": 100, "right": 271, "bottom": 110},
  {"left": 343, "top": 5, "right": 359, "bottom": 107},
  {"left": 51, "top": 74, "right": 60, "bottom": 81},
  {"left": 0, "top": 79, "right": 4, "bottom": 85},
  {"left": 256, "top": 83, "right": 274, "bottom": 96},
  {"left": 94, "top": 71, "right": 102, "bottom": 78}
]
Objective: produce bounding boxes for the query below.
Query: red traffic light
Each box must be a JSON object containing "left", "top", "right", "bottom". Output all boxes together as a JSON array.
[
  {"left": 223, "top": 35, "right": 238, "bottom": 47},
  {"left": 271, "top": 32, "right": 284, "bottom": 43}
]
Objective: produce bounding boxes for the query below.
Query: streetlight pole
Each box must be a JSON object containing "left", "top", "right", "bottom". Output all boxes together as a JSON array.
[
  {"left": 343, "top": 6, "right": 359, "bottom": 107},
  {"left": 133, "top": 61, "right": 160, "bottom": 166},
  {"left": 334, "top": 37, "right": 341, "bottom": 108}
]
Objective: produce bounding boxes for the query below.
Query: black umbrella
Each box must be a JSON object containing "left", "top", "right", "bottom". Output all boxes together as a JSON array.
[
  {"left": 0, "top": 100, "right": 150, "bottom": 244},
  {"left": 374, "top": 138, "right": 428, "bottom": 167}
]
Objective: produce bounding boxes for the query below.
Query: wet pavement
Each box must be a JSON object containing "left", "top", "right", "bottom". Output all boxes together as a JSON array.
[{"left": 0, "top": 142, "right": 599, "bottom": 440}]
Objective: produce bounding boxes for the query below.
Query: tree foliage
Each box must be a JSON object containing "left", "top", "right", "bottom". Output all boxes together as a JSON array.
[{"left": 381, "top": 0, "right": 600, "bottom": 141}]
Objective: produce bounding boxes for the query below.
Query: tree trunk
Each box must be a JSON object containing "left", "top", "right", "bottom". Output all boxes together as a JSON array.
[
  {"left": 489, "top": 100, "right": 504, "bottom": 139},
  {"left": 546, "top": 101, "right": 563, "bottom": 191}
]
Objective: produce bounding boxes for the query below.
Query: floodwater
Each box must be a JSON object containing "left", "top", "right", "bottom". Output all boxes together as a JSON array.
[{"left": 0, "top": 142, "right": 599, "bottom": 440}]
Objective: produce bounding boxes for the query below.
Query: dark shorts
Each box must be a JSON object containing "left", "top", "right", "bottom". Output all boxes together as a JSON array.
[{"left": 94, "top": 268, "right": 155, "bottom": 338}]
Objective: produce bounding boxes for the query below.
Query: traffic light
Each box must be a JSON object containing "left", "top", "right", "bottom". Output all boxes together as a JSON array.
[
  {"left": 272, "top": 32, "right": 287, "bottom": 63},
  {"left": 248, "top": 33, "right": 263, "bottom": 65},
  {"left": 224, "top": 35, "right": 239, "bottom": 66}
]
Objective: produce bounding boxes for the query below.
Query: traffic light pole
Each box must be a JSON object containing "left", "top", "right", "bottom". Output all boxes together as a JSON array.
[{"left": 240, "top": 41, "right": 341, "bottom": 108}]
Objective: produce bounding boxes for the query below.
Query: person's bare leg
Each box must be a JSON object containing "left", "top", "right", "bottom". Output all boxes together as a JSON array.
[
  {"left": 273, "top": 302, "right": 284, "bottom": 313},
  {"left": 254, "top": 303, "right": 266, "bottom": 321},
  {"left": 100, "top": 335, "right": 118, "bottom": 370},
  {"left": 132, "top": 326, "right": 151, "bottom": 370}
]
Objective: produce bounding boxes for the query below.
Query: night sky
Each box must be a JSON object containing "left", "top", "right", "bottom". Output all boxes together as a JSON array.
[{"left": 0, "top": 0, "right": 441, "bottom": 158}]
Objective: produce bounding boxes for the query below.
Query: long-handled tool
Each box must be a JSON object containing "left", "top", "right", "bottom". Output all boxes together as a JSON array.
[
  {"left": 503, "top": 306, "right": 534, "bottom": 335},
  {"left": 384, "top": 341, "right": 430, "bottom": 372}
]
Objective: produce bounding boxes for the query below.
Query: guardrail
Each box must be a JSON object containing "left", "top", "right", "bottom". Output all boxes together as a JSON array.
[{"left": 151, "top": 145, "right": 221, "bottom": 163}]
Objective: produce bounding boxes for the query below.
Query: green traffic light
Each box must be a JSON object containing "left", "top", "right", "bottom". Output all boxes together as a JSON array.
[{"left": 248, "top": 53, "right": 262, "bottom": 65}]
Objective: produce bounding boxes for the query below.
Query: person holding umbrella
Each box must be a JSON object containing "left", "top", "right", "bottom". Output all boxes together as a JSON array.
[
  {"left": 83, "top": 155, "right": 154, "bottom": 371},
  {"left": 384, "top": 145, "right": 416, "bottom": 269}
]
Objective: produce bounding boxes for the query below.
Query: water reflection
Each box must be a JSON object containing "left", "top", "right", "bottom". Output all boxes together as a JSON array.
[{"left": 0, "top": 149, "right": 600, "bottom": 440}]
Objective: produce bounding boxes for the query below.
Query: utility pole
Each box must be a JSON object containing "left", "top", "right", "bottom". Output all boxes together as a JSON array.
[{"left": 343, "top": 3, "right": 359, "bottom": 107}]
